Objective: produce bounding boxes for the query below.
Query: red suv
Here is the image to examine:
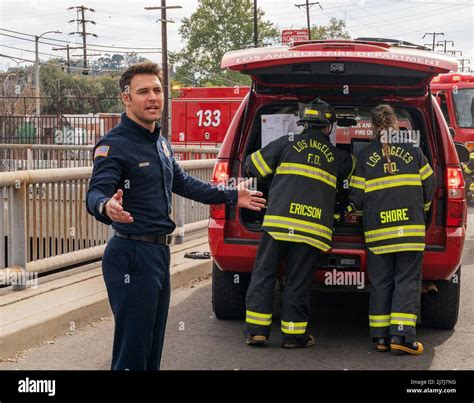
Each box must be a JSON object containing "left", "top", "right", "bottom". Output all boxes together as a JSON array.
[{"left": 208, "top": 39, "right": 467, "bottom": 330}]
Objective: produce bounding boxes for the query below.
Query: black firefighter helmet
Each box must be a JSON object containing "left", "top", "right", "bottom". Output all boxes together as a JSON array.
[{"left": 297, "top": 98, "right": 337, "bottom": 128}]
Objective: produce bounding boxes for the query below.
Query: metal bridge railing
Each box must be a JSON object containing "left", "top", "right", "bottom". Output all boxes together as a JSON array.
[
  {"left": 0, "top": 159, "right": 216, "bottom": 289},
  {"left": 0, "top": 144, "right": 220, "bottom": 171}
]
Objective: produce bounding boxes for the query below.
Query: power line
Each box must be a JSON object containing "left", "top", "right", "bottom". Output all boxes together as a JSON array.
[
  {"left": 436, "top": 40, "right": 455, "bottom": 53},
  {"left": 422, "top": 32, "right": 446, "bottom": 51},
  {"left": 145, "top": 2, "right": 183, "bottom": 140},
  {"left": 0, "top": 53, "right": 123, "bottom": 73},
  {"left": 294, "top": 1, "right": 323, "bottom": 40},
  {"left": 0, "top": 28, "right": 162, "bottom": 51},
  {"left": 0, "top": 44, "right": 60, "bottom": 58},
  {"left": 67, "top": 6, "right": 97, "bottom": 74},
  {"left": 458, "top": 58, "right": 471, "bottom": 73}
]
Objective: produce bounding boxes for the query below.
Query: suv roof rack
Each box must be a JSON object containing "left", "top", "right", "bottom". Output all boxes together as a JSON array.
[{"left": 354, "top": 37, "right": 431, "bottom": 51}]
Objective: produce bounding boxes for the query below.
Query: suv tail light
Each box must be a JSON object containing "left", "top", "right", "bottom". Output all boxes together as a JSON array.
[
  {"left": 210, "top": 159, "right": 231, "bottom": 219},
  {"left": 446, "top": 166, "right": 467, "bottom": 227}
]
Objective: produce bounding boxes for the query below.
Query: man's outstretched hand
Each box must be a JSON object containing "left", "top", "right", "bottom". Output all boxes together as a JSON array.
[
  {"left": 236, "top": 179, "right": 266, "bottom": 211},
  {"left": 105, "top": 189, "right": 134, "bottom": 223}
]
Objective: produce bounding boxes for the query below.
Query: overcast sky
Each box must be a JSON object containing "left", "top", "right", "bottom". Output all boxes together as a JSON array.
[{"left": 0, "top": 0, "right": 473, "bottom": 73}]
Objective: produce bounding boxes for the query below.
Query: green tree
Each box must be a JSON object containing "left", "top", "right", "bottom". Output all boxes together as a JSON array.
[
  {"left": 39, "top": 62, "right": 122, "bottom": 114},
  {"left": 172, "top": 0, "right": 279, "bottom": 86},
  {"left": 310, "top": 17, "right": 350, "bottom": 40}
]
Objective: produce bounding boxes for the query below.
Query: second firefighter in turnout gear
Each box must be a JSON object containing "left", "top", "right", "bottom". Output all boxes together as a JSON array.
[
  {"left": 462, "top": 149, "right": 474, "bottom": 200},
  {"left": 244, "top": 99, "right": 353, "bottom": 348},
  {"left": 349, "top": 104, "right": 436, "bottom": 355}
]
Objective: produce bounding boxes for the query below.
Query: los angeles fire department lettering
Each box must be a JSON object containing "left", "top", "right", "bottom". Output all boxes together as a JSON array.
[
  {"left": 289, "top": 202, "right": 322, "bottom": 219},
  {"left": 387, "top": 146, "right": 414, "bottom": 164},
  {"left": 292, "top": 140, "right": 308, "bottom": 152},
  {"left": 379, "top": 208, "right": 409, "bottom": 223},
  {"left": 368, "top": 148, "right": 414, "bottom": 168},
  {"left": 309, "top": 139, "right": 334, "bottom": 162},
  {"left": 367, "top": 151, "right": 381, "bottom": 167}
]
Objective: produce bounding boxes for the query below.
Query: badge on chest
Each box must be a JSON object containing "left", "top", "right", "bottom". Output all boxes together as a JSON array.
[{"left": 161, "top": 140, "right": 170, "bottom": 158}]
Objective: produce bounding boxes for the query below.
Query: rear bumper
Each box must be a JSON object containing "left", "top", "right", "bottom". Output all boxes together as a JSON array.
[{"left": 208, "top": 220, "right": 465, "bottom": 282}]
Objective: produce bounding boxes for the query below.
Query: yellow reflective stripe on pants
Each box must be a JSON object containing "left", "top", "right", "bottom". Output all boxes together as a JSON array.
[
  {"left": 281, "top": 320, "right": 307, "bottom": 334},
  {"left": 365, "top": 174, "right": 421, "bottom": 193},
  {"left": 276, "top": 162, "right": 337, "bottom": 188},
  {"left": 390, "top": 312, "right": 417, "bottom": 327},
  {"left": 419, "top": 163, "right": 434, "bottom": 181},
  {"left": 349, "top": 174, "right": 365, "bottom": 190},
  {"left": 263, "top": 215, "right": 333, "bottom": 240},
  {"left": 251, "top": 150, "right": 272, "bottom": 177},
  {"left": 364, "top": 225, "right": 425, "bottom": 243},
  {"left": 369, "top": 243, "right": 425, "bottom": 254},
  {"left": 267, "top": 231, "right": 331, "bottom": 252},
  {"left": 246, "top": 310, "right": 272, "bottom": 326},
  {"left": 424, "top": 201, "right": 432, "bottom": 211},
  {"left": 369, "top": 314, "right": 391, "bottom": 327}
]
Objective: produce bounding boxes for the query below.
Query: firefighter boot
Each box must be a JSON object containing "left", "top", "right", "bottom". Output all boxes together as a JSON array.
[
  {"left": 390, "top": 335, "right": 424, "bottom": 355},
  {"left": 281, "top": 334, "right": 315, "bottom": 349},
  {"left": 373, "top": 337, "right": 390, "bottom": 352},
  {"left": 246, "top": 334, "right": 268, "bottom": 347}
]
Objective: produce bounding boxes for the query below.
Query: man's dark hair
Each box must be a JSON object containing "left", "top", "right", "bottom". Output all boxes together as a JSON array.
[{"left": 119, "top": 62, "right": 163, "bottom": 94}]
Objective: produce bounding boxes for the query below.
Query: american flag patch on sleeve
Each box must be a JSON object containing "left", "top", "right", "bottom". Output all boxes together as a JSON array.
[{"left": 94, "top": 145, "right": 110, "bottom": 159}]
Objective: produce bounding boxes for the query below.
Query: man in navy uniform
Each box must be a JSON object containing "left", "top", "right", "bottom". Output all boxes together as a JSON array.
[{"left": 86, "top": 62, "right": 265, "bottom": 370}]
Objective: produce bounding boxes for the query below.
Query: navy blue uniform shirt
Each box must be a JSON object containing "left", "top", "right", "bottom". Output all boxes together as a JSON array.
[{"left": 86, "top": 113, "right": 237, "bottom": 235}]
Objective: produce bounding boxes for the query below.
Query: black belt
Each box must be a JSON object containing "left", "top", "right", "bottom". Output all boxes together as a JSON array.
[{"left": 114, "top": 231, "right": 172, "bottom": 245}]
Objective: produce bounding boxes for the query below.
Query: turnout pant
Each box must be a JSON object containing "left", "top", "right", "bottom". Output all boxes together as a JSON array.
[
  {"left": 244, "top": 231, "right": 321, "bottom": 343},
  {"left": 367, "top": 250, "right": 423, "bottom": 342},
  {"left": 102, "top": 236, "right": 171, "bottom": 370}
]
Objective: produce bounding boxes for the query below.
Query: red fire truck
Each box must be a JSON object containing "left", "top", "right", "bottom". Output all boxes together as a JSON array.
[
  {"left": 171, "top": 86, "right": 249, "bottom": 147},
  {"left": 431, "top": 73, "right": 474, "bottom": 199}
]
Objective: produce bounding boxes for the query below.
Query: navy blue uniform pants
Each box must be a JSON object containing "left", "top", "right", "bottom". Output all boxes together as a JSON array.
[
  {"left": 244, "top": 231, "right": 320, "bottom": 344},
  {"left": 367, "top": 250, "right": 423, "bottom": 342},
  {"left": 102, "top": 236, "right": 171, "bottom": 370}
]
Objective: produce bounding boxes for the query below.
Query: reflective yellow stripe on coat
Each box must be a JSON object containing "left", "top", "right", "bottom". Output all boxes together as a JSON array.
[
  {"left": 250, "top": 150, "right": 272, "bottom": 177},
  {"left": 264, "top": 215, "right": 333, "bottom": 240},
  {"left": 276, "top": 162, "right": 337, "bottom": 188},
  {"left": 365, "top": 174, "right": 422, "bottom": 193},
  {"left": 364, "top": 225, "right": 425, "bottom": 243}
]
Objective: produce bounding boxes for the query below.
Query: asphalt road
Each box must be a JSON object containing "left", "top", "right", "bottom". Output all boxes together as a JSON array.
[{"left": 1, "top": 207, "right": 473, "bottom": 371}]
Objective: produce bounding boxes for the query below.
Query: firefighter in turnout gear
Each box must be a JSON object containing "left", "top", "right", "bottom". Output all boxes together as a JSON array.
[
  {"left": 349, "top": 104, "right": 436, "bottom": 355},
  {"left": 243, "top": 99, "right": 353, "bottom": 348},
  {"left": 462, "top": 150, "right": 474, "bottom": 200}
]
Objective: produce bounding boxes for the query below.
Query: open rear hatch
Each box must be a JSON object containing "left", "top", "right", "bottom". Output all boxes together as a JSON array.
[
  {"left": 222, "top": 39, "right": 458, "bottom": 97},
  {"left": 220, "top": 40, "right": 457, "bottom": 242}
]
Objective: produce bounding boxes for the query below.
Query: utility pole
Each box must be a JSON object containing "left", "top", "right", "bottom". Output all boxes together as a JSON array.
[
  {"left": 53, "top": 45, "right": 81, "bottom": 73},
  {"left": 458, "top": 58, "right": 471, "bottom": 73},
  {"left": 295, "top": 1, "right": 322, "bottom": 40},
  {"left": 145, "top": 2, "right": 182, "bottom": 140},
  {"left": 422, "top": 32, "right": 444, "bottom": 51},
  {"left": 35, "top": 30, "right": 61, "bottom": 115},
  {"left": 436, "top": 40, "right": 454, "bottom": 53},
  {"left": 53, "top": 46, "right": 100, "bottom": 73},
  {"left": 68, "top": 5, "right": 97, "bottom": 74},
  {"left": 254, "top": 0, "right": 258, "bottom": 47}
]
